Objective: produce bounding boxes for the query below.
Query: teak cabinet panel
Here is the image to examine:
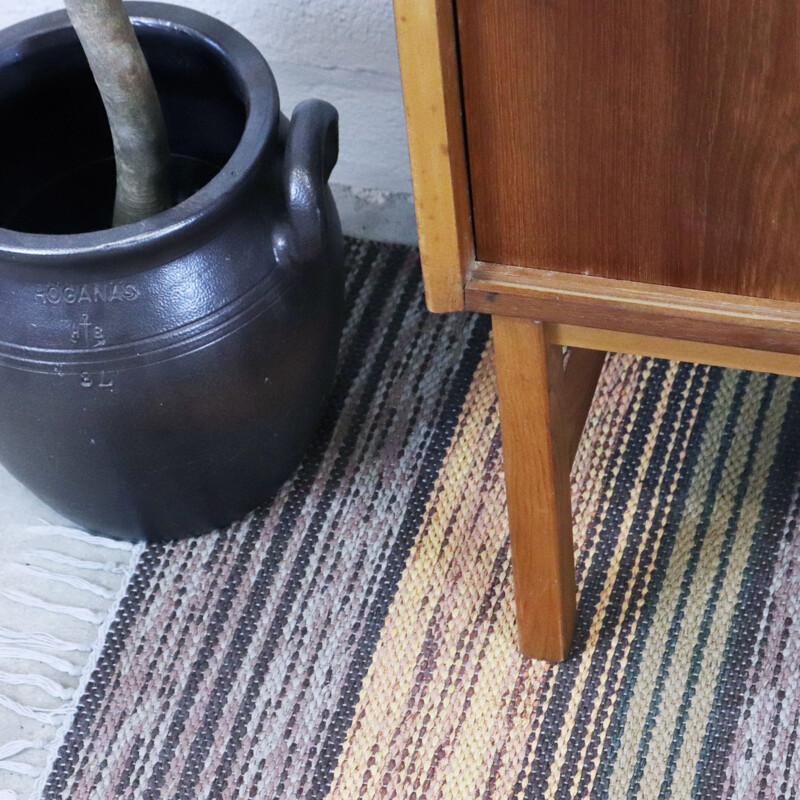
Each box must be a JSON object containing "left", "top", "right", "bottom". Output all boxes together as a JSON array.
[{"left": 456, "top": 0, "right": 800, "bottom": 302}]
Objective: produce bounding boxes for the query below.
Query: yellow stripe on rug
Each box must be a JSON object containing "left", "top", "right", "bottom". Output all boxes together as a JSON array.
[
  {"left": 608, "top": 373, "right": 791, "bottom": 799},
  {"left": 328, "top": 345, "right": 708, "bottom": 799}
]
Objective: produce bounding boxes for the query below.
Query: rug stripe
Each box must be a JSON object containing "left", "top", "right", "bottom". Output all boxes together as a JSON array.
[
  {"left": 606, "top": 368, "right": 751, "bottom": 798},
  {"left": 567, "top": 363, "right": 713, "bottom": 800},
  {"left": 510, "top": 356, "right": 654, "bottom": 800},
  {"left": 697, "top": 378, "right": 800, "bottom": 799},
  {"left": 42, "top": 236, "right": 383, "bottom": 796},
  {"left": 39, "top": 240, "right": 800, "bottom": 800},
  {"left": 262, "top": 305, "right": 457, "bottom": 796},
  {"left": 323, "top": 334, "right": 500, "bottom": 799},
  {"left": 329, "top": 353, "right": 663, "bottom": 800},
  {"left": 661, "top": 376, "right": 789, "bottom": 797},
  {"left": 588, "top": 364, "right": 720, "bottom": 798},
  {"left": 639, "top": 373, "right": 779, "bottom": 797},
  {"left": 238, "top": 316, "right": 491, "bottom": 800},
  {"left": 521, "top": 358, "right": 680, "bottom": 799},
  {"left": 659, "top": 375, "right": 784, "bottom": 797},
  {"left": 150, "top": 248, "right": 427, "bottom": 799},
  {"left": 327, "top": 347, "right": 521, "bottom": 799},
  {"left": 554, "top": 361, "right": 699, "bottom": 798},
  {"left": 605, "top": 371, "right": 793, "bottom": 799},
  {"left": 508, "top": 356, "right": 657, "bottom": 800},
  {"left": 133, "top": 243, "right": 415, "bottom": 798}
]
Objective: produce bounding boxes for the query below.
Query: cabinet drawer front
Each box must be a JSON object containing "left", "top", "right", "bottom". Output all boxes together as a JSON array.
[{"left": 457, "top": 0, "right": 800, "bottom": 301}]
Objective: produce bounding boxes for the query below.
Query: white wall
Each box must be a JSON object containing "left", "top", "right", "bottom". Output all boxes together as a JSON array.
[{"left": 0, "top": 0, "right": 417, "bottom": 243}]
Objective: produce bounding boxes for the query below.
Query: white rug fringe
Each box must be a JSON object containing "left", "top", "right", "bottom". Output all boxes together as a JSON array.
[
  {"left": 0, "top": 744, "right": 47, "bottom": 762},
  {"left": 29, "top": 539, "right": 143, "bottom": 798},
  {"left": 25, "top": 550, "right": 128, "bottom": 575},
  {"left": 0, "top": 673, "right": 72, "bottom": 702},
  {"left": 0, "top": 502, "right": 141, "bottom": 800},
  {"left": 0, "top": 649, "right": 81, "bottom": 677},
  {"left": 0, "top": 696, "right": 69, "bottom": 727},
  {"left": 0, "top": 628, "right": 91, "bottom": 654},
  {"left": 0, "top": 762, "right": 39, "bottom": 779},
  {"left": 12, "top": 564, "right": 116, "bottom": 600},
  {"left": 1, "top": 591, "right": 107, "bottom": 626},
  {"left": 26, "top": 525, "right": 134, "bottom": 550}
]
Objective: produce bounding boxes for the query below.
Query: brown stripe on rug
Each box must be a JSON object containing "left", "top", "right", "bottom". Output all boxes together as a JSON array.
[{"left": 41, "top": 241, "right": 800, "bottom": 799}]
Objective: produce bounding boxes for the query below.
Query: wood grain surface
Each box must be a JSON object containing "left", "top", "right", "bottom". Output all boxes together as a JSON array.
[
  {"left": 466, "top": 261, "right": 800, "bottom": 356},
  {"left": 394, "top": 0, "right": 473, "bottom": 311},
  {"left": 549, "top": 324, "right": 800, "bottom": 378},
  {"left": 457, "top": 0, "right": 800, "bottom": 301},
  {"left": 563, "top": 347, "right": 606, "bottom": 465},
  {"left": 493, "top": 316, "right": 578, "bottom": 661}
]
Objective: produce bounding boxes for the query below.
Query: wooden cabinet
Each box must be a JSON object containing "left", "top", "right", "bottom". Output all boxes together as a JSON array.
[
  {"left": 459, "top": 1, "right": 800, "bottom": 301},
  {"left": 394, "top": 0, "right": 800, "bottom": 660}
]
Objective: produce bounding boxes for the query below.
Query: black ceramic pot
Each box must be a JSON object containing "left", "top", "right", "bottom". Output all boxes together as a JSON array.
[{"left": 0, "top": 3, "right": 345, "bottom": 541}]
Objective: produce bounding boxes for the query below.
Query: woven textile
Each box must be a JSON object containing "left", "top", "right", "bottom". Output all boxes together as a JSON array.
[{"left": 42, "top": 241, "right": 800, "bottom": 799}]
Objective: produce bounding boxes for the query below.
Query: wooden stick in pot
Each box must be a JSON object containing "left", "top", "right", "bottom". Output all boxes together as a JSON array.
[{"left": 64, "top": 0, "right": 171, "bottom": 226}]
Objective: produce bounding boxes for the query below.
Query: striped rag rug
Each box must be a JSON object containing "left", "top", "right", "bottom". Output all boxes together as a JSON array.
[{"left": 39, "top": 240, "right": 800, "bottom": 799}]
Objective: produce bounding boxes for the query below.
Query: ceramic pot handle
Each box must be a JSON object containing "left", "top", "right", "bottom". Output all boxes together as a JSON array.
[{"left": 284, "top": 99, "right": 339, "bottom": 253}]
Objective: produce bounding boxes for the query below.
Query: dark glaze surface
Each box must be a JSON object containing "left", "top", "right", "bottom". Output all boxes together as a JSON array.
[{"left": 0, "top": 4, "right": 344, "bottom": 541}]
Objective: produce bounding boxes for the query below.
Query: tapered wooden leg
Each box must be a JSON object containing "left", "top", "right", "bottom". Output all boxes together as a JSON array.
[{"left": 493, "top": 316, "right": 603, "bottom": 661}]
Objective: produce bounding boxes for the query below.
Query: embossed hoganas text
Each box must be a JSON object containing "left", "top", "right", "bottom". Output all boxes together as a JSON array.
[{"left": 35, "top": 283, "right": 140, "bottom": 305}]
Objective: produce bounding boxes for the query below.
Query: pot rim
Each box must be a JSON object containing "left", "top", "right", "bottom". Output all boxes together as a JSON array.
[{"left": 0, "top": 1, "right": 279, "bottom": 265}]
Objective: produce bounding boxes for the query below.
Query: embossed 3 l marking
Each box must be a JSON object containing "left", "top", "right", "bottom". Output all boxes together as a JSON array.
[{"left": 80, "top": 371, "right": 114, "bottom": 390}]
